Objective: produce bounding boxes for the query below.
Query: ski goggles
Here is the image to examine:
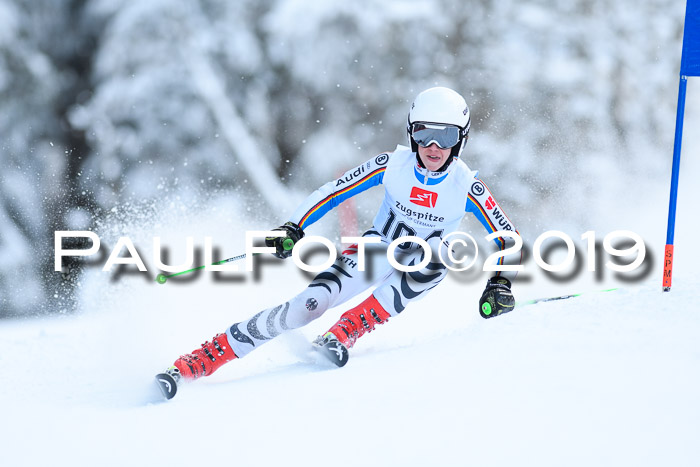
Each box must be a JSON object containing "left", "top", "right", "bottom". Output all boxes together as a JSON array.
[{"left": 411, "top": 123, "right": 462, "bottom": 149}]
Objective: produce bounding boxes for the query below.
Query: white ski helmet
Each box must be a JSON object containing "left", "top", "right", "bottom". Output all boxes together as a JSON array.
[{"left": 407, "top": 87, "right": 471, "bottom": 168}]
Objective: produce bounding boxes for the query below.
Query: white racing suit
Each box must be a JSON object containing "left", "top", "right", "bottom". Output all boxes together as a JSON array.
[{"left": 226, "top": 145, "right": 521, "bottom": 358}]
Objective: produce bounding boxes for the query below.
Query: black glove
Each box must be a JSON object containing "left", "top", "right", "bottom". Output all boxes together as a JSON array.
[
  {"left": 479, "top": 276, "right": 515, "bottom": 319},
  {"left": 265, "top": 222, "right": 304, "bottom": 259}
]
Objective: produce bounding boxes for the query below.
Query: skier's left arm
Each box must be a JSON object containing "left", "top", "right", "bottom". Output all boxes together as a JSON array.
[{"left": 465, "top": 179, "right": 522, "bottom": 318}]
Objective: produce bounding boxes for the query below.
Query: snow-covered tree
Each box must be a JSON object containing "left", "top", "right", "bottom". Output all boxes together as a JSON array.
[{"left": 0, "top": 0, "right": 91, "bottom": 317}]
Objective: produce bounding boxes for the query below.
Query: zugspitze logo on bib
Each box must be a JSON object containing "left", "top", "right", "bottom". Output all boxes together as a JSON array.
[{"left": 409, "top": 187, "right": 438, "bottom": 208}]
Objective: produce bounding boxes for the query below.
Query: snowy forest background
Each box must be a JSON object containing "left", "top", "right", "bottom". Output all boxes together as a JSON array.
[{"left": 0, "top": 0, "right": 697, "bottom": 317}]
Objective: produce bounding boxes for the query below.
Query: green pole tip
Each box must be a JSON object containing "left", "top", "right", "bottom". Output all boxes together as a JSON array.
[
  {"left": 156, "top": 273, "right": 168, "bottom": 284},
  {"left": 283, "top": 238, "right": 294, "bottom": 251},
  {"left": 481, "top": 302, "right": 492, "bottom": 316}
]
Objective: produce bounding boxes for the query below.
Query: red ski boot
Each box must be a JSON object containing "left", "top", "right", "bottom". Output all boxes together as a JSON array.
[
  {"left": 313, "top": 294, "right": 391, "bottom": 367},
  {"left": 326, "top": 294, "right": 391, "bottom": 348},
  {"left": 173, "top": 333, "right": 238, "bottom": 381}
]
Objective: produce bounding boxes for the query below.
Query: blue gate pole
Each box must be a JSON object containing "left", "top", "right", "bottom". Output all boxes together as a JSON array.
[{"left": 663, "top": 75, "right": 689, "bottom": 291}]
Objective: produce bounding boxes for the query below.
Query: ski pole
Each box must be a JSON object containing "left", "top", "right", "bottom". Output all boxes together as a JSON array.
[
  {"left": 516, "top": 288, "right": 618, "bottom": 307},
  {"left": 155, "top": 238, "right": 294, "bottom": 284}
]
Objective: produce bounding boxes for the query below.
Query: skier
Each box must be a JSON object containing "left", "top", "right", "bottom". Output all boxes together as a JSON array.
[{"left": 165, "top": 87, "right": 521, "bottom": 384}]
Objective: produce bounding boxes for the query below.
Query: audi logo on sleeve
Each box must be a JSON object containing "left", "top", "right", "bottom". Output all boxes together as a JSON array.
[{"left": 409, "top": 187, "right": 438, "bottom": 208}]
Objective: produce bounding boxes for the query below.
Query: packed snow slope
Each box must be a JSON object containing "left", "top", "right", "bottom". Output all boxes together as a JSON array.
[{"left": 1, "top": 254, "right": 699, "bottom": 467}]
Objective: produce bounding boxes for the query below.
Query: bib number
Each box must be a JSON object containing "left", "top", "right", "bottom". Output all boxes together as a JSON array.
[{"left": 380, "top": 209, "right": 442, "bottom": 249}]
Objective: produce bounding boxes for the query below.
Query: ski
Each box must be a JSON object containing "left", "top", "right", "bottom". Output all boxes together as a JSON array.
[
  {"left": 154, "top": 366, "right": 181, "bottom": 400},
  {"left": 313, "top": 333, "right": 349, "bottom": 367}
]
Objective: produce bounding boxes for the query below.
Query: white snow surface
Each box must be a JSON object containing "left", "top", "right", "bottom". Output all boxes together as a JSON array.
[{"left": 1, "top": 273, "right": 699, "bottom": 466}]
